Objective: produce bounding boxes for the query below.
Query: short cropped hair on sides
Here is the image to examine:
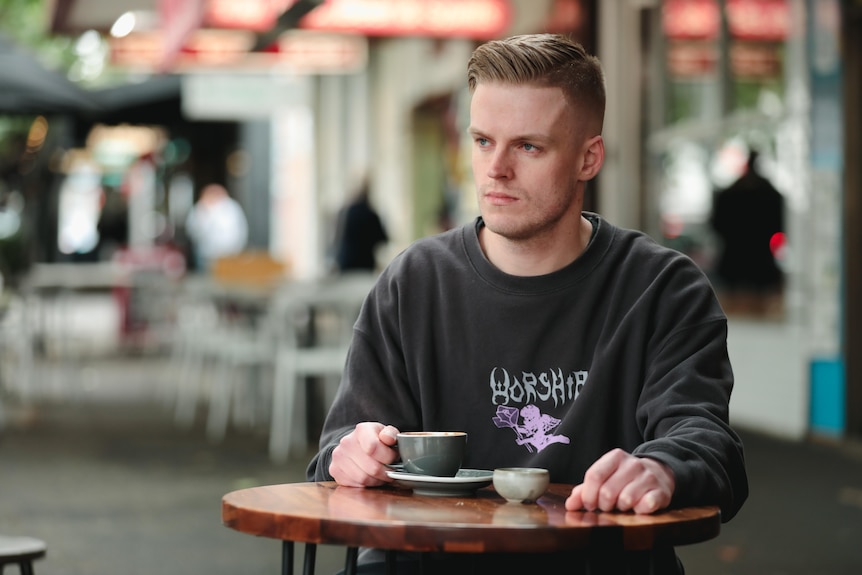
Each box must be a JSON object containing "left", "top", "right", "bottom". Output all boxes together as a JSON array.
[{"left": 467, "top": 33, "right": 606, "bottom": 132}]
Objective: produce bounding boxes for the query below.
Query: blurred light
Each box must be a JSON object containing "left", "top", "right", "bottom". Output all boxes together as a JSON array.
[
  {"left": 111, "top": 12, "right": 138, "bottom": 38},
  {"left": 770, "top": 232, "right": 786, "bottom": 259},
  {"left": 163, "top": 138, "right": 191, "bottom": 166},
  {"left": 662, "top": 214, "right": 685, "bottom": 239},
  {"left": 0, "top": 210, "right": 21, "bottom": 240},
  {"left": 71, "top": 30, "right": 109, "bottom": 82},
  {"left": 26, "top": 116, "right": 49, "bottom": 151},
  {"left": 110, "top": 10, "right": 158, "bottom": 38},
  {"left": 226, "top": 149, "right": 250, "bottom": 177},
  {"left": 76, "top": 30, "right": 103, "bottom": 56}
]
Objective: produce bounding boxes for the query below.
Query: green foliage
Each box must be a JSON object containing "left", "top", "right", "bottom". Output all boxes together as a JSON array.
[
  {"left": 0, "top": 0, "right": 48, "bottom": 46},
  {"left": 0, "top": 0, "right": 79, "bottom": 73}
]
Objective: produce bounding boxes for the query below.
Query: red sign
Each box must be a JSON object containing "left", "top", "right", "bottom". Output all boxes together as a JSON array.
[
  {"left": 667, "top": 40, "right": 782, "bottom": 78},
  {"left": 204, "top": 0, "right": 284, "bottom": 32},
  {"left": 663, "top": 0, "right": 789, "bottom": 41},
  {"left": 110, "top": 29, "right": 367, "bottom": 73},
  {"left": 299, "top": 0, "right": 510, "bottom": 39},
  {"left": 726, "top": 0, "right": 790, "bottom": 41},
  {"left": 201, "top": 0, "right": 510, "bottom": 39}
]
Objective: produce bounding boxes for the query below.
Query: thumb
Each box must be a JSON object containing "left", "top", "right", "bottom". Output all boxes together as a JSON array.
[{"left": 379, "top": 425, "right": 400, "bottom": 446}]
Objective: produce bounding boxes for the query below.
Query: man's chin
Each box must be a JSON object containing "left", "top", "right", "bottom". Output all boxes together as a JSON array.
[{"left": 481, "top": 217, "right": 531, "bottom": 241}]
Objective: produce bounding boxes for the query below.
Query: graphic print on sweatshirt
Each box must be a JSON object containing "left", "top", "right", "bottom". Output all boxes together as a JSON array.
[{"left": 489, "top": 366, "right": 587, "bottom": 453}]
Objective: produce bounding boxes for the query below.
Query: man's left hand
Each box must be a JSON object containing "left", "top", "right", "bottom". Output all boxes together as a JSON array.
[{"left": 565, "top": 449, "right": 675, "bottom": 514}]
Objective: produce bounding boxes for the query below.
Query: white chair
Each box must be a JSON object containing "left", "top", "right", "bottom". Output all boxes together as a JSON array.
[
  {"left": 171, "top": 276, "right": 277, "bottom": 436},
  {"left": 175, "top": 272, "right": 376, "bottom": 461},
  {"left": 203, "top": 320, "right": 281, "bottom": 442},
  {"left": 170, "top": 276, "right": 225, "bottom": 428},
  {"left": 0, "top": 292, "right": 34, "bottom": 406},
  {"left": 171, "top": 253, "right": 290, "bottom": 430},
  {"left": 267, "top": 273, "right": 377, "bottom": 462}
]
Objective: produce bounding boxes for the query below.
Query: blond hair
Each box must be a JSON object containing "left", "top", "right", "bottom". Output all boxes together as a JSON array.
[{"left": 467, "top": 34, "right": 605, "bottom": 131}]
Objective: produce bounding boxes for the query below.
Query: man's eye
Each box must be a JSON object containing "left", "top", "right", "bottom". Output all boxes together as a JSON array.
[
  {"left": 476, "top": 137, "right": 489, "bottom": 147},
  {"left": 522, "top": 143, "right": 537, "bottom": 152}
]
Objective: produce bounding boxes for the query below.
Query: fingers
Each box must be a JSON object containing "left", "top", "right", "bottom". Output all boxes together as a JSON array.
[
  {"left": 564, "top": 450, "right": 675, "bottom": 514},
  {"left": 329, "top": 422, "right": 400, "bottom": 487},
  {"left": 565, "top": 484, "right": 585, "bottom": 512},
  {"left": 570, "top": 448, "right": 625, "bottom": 512},
  {"left": 627, "top": 457, "right": 675, "bottom": 513}
]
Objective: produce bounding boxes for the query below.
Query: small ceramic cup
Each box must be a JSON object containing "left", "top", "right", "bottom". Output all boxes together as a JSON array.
[
  {"left": 492, "top": 467, "right": 550, "bottom": 504},
  {"left": 396, "top": 431, "right": 467, "bottom": 477}
]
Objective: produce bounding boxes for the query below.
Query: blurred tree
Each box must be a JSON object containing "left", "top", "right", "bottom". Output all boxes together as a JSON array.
[{"left": 0, "top": 0, "right": 77, "bottom": 71}]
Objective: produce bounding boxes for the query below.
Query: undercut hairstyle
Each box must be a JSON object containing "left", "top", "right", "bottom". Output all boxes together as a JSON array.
[{"left": 467, "top": 34, "right": 606, "bottom": 132}]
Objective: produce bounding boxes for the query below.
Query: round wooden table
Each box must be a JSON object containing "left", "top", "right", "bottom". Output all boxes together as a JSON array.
[{"left": 222, "top": 481, "right": 720, "bottom": 575}]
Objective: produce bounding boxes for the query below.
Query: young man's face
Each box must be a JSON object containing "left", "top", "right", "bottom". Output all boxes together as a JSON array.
[{"left": 468, "top": 82, "right": 592, "bottom": 242}]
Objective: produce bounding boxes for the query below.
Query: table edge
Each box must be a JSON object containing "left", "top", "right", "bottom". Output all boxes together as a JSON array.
[{"left": 221, "top": 482, "right": 721, "bottom": 553}]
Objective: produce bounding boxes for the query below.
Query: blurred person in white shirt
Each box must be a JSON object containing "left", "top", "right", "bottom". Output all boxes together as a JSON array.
[{"left": 184, "top": 183, "right": 248, "bottom": 271}]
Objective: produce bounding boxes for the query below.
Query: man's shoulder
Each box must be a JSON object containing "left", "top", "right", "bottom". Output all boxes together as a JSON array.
[
  {"left": 404, "top": 223, "right": 468, "bottom": 255},
  {"left": 592, "top": 215, "right": 702, "bottom": 275},
  {"left": 590, "top": 214, "right": 663, "bottom": 253},
  {"left": 381, "top": 224, "right": 471, "bottom": 281}
]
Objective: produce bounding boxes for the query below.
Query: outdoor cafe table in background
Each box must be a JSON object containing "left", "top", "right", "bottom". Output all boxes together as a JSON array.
[{"left": 222, "top": 481, "right": 721, "bottom": 575}]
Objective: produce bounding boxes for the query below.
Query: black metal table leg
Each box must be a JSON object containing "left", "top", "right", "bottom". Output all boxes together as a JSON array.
[
  {"left": 282, "top": 541, "right": 294, "bottom": 575},
  {"left": 385, "top": 550, "right": 396, "bottom": 575},
  {"left": 344, "top": 547, "right": 359, "bottom": 575},
  {"left": 303, "top": 543, "right": 317, "bottom": 575}
]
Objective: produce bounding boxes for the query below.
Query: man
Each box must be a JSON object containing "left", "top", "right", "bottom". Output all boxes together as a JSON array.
[
  {"left": 184, "top": 183, "right": 248, "bottom": 271},
  {"left": 333, "top": 179, "right": 389, "bottom": 272},
  {"left": 710, "top": 149, "right": 785, "bottom": 315},
  {"left": 308, "top": 34, "right": 748, "bottom": 574}
]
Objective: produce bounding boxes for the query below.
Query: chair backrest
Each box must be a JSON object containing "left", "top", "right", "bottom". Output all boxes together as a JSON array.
[
  {"left": 268, "top": 272, "right": 378, "bottom": 348},
  {"left": 211, "top": 252, "right": 289, "bottom": 288}
]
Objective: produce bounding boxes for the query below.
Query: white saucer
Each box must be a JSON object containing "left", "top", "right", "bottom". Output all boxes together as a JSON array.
[{"left": 386, "top": 468, "right": 493, "bottom": 497}]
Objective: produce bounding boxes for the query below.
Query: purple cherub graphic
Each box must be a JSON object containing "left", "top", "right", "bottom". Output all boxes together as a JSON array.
[{"left": 493, "top": 404, "right": 570, "bottom": 453}]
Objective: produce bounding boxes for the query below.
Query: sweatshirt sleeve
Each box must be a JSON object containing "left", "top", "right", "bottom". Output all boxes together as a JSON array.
[
  {"left": 630, "top": 256, "right": 748, "bottom": 521},
  {"left": 305, "top": 274, "right": 421, "bottom": 482}
]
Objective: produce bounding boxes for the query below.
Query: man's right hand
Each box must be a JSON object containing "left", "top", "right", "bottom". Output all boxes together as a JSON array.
[{"left": 329, "top": 422, "right": 401, "bottom": 487}]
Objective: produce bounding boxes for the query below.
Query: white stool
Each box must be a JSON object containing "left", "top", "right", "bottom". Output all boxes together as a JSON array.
[{"left": 0, "top": 536, "right": 46, "bottom": 575}]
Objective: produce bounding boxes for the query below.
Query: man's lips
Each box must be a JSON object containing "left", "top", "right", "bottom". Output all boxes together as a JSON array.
[{"left": 483, "top": 190, "right": 519, "bottom": 206}]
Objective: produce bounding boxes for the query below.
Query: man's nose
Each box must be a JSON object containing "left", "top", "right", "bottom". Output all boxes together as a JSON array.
[{"left": 487, "top": 149, "right": 513, "bottom": 179}]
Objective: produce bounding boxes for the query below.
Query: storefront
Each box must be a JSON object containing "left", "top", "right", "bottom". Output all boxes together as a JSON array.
[{"left": 635, "top": 0, "right": 859, "bottom": 441}]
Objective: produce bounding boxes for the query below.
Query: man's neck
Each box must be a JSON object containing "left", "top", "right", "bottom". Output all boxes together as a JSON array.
[{"left": 479, "top": 215, "right": 594, "bottom": 277}]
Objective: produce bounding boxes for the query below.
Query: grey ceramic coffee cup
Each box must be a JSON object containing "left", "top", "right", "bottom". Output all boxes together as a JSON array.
[{"left": 396, "top": 431, "right": 467, "bottom": 476}]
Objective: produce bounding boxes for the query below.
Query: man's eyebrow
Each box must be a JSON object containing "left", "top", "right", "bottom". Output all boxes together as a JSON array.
[{"left": 467, "top": 127, "right": 552, "bottom": 143}]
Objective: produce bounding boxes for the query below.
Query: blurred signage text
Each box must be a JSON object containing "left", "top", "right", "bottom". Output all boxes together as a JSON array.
[
  {"left": 667, "top": 41, "right": 783, "bottom": 78},
  {"left": 297, "top": 0, "right": 510, "bottom": 39},
  {"left": 111, "top": 29, "right": 367, "bottom": 73},
  {"left": 201, "top": 0, "right": 509, "bottom": 39},
  {"left": 663, "top": 0, "right": 789, "bottom": 41}
]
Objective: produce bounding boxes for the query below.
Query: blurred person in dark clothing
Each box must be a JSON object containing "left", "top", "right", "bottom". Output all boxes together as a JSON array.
[
  {"left": 333, "top": 180, "right": 388, "bottom": 272},
  {"left": 710, "top": 149, "right": 785, "bottom": 315}
]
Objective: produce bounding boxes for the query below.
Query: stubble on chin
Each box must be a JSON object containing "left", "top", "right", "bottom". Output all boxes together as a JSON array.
[{"left": 481, "top": 211, "right": 542, "bottom": 243}]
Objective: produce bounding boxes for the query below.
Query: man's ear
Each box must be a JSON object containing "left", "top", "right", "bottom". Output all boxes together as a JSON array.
[{"left": 579, "top": 135, "right": 604, "bottom": 181}]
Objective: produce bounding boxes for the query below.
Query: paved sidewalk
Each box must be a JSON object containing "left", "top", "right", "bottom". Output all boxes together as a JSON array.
[{"left": 1, "top": 357, "right": 861, "bottom": 575}]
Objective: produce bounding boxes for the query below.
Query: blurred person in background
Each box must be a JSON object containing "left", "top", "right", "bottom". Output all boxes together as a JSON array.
[
  {"left": 308, "top": 33, "right": 747, "bottom": 575},
  {"left": 184, "top": 183, "right": 248, "bottom": 272},
  {"left": 710, "top": 149, "right": 785, "bottom": 316},
  {"left": 332, "top": 179, "right": 388, "bottom": 272}
]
